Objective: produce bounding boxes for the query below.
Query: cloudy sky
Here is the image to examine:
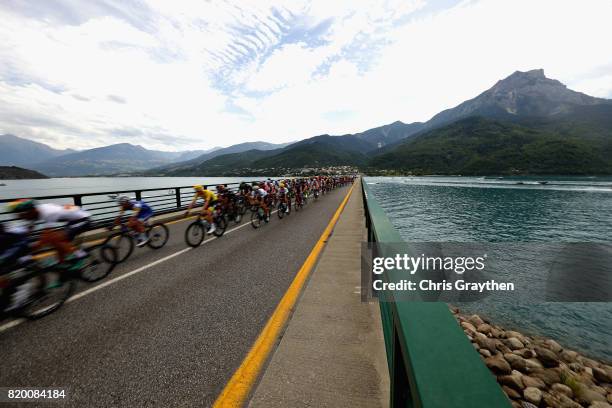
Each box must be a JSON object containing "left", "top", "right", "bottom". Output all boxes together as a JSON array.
[{"left": 1, "top": 0, "right": 611, "bottom": 151}]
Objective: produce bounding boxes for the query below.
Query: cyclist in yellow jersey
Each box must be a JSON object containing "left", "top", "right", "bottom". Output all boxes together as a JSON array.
[{"left": 185, "top": 185, "right": 218, "bottom": 234}]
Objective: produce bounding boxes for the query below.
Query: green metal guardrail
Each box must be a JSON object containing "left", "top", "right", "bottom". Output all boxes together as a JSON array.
[{"left": 361, "top": 178, "right": 511, "bottom": 408}]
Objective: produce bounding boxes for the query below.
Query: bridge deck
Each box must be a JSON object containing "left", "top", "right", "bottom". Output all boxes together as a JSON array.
[
  {"left": 249, "top": 180, "right": 389, "bottom": 407},
  {"left": 0, "top": 186, "right": 352, "bottom": 407}
]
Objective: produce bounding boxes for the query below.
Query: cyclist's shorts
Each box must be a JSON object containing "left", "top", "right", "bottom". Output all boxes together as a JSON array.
[
  {"left": 206, "top": 199, "right": 219, "bottom": 211},
  {"left": 66, "top": 218, "right": 92, "bottom": 241},
  {"left": 137, "top": 208, "right": 153, "bottom": 222}
]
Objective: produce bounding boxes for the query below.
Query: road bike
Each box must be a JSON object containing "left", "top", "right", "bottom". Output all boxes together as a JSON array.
[
  {"left": 250, "top": 203, "right": 270, "bottom": 229},
  {"left": 184, "top": 207, "right": 227, "bottom": 247},
  {"left": 103, "top": 220, "right": 169, "bottom": 263},
  {"left": 277, "top": 199, "right": 291, "bottom": 219},
  {"left": 0, "top": 256, "right": 78, "bottom": 320}
]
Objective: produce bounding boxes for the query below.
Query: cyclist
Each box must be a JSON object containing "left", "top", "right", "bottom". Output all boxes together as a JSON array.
[
  {"left": 6, "top": 199, "right": 91, "bottom": 262},
  {"left": 4, "top": 199, "right": 91, "bottom": 310},
  {"left": 251, "top": 185, "right": 270, "bottom": 221},
  {"left": 278, "top": 182, "right": 290, "bottom": 213},
  {"left": 185, "top": 185, "right": 217, "bottom": 234},
  {"left": 115, "top": 196, "right": 153, "bottom": 247},
  {"left": 216, "top": 184, "right": 239, "bottom": 221}
]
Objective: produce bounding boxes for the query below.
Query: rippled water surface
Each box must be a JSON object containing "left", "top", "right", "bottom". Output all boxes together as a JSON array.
[{"left": 366, "top": 176, "right": 612, "bottom": 360}]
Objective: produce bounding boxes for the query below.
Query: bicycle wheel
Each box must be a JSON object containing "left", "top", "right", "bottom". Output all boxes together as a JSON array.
[
  {"left": 147, "top": 222, "right": 169, "bottom": 249},
  {"left": 277, "top": 203, "right": 285, "bottom": 219},
  {"left": 103, "top": 232, "right": 134, "bottom": 263},
  {"left": 80, "top": 246, "right": 118, "bottom": 282},
  {"left": 21, "top": 271, "right": 76, "bottom": 320},
  {"left": 237, "top": 199, "right": 247, "bottom": 215},
  {"left": 250, "top": 209, "right": 262, "bottom": 229},
  {"left": 185, "top": 220, "right": 205, "bottom": 247},
  {"left": 213, "top": 216, "right": 227, "bottom": 237}
]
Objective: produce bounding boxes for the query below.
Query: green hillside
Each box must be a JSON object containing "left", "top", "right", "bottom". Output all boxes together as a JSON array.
[
  {"left": 166, "top": 149, "right": 277, "bottom": 176},
  {"left": 253, "top": 136, "right": 367, "bottom": 168},
  {"left": 367, "top": 117, "right": 612, "bottom": 175},
  {"left": 0, "top": 166, "right": 48, "bottom": 179}
]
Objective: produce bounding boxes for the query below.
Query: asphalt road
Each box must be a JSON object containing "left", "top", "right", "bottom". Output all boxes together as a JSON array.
[{"left": 0, "top": 186, "right": 350, "bottom": 407}]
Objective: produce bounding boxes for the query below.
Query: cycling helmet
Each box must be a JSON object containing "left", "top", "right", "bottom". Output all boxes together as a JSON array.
[
  {"left": 7, "top": 198, "right": 36, "bottom": 213},
  {"left": 117, "top": 195, "right": 131, "bottom": 205},
  {"left": 280, "top": 182, "right": 285, "bottom": 188},
  {"left": 253, "top": 185, "right": 260, "bottom": 190},
  {"left": 193, "top": 185, "right": 204, "bottom": 191}
]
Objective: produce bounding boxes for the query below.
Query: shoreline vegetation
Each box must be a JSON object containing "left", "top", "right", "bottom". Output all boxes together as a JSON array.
[
  {"left": 452, "top": 307, "right": 612, "bottom": 407},
  {"left": 0, "top": 166, "right": 48, "bottom": 180}
]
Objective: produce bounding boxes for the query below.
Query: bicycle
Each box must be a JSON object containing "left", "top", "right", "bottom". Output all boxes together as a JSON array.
[
  {"left": 184, "top": 207, "right": 227, "bottom": 247},
  {"left": 103, "top": 220, "right": 169, "bottom": 263},
  {"left": 235, "top": 195, "right": 248, "bottom": 216},
  {"left": 277, "top": 199, "right": 291, "bottom": 219},
  {"left": 76, "top": 241, "right": 119, "bottom": 282},
  {"left": 294, "top": 193, "right": 304, "bottom": 211},
  {"left": 1, "top": 257, "right": 77, "bottom": 320},
  {"left": 250, "top": 203, "right": 270, "bottom": 229}
]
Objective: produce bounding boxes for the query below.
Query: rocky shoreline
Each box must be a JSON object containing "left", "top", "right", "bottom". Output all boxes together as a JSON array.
[{"left": 451, "top": 307, "right": 612, "bottom": 408}]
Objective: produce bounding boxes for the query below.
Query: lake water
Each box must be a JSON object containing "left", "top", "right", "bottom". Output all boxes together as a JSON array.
[
  {"left": 366, "top": 176, "right": 612, "bottom": 360},
  {"left": 0, "top": 177, "right": 264, "bottom": 200}
]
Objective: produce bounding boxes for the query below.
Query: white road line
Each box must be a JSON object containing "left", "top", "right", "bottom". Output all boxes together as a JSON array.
[{"left": 0, "top": 210, "right": 278, "bottom": 333}]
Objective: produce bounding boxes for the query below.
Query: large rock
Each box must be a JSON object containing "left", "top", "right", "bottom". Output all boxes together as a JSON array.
[
  {"left": 523, "top": 387, "right": 542, "bottom": 405},
  {"left": 476, "top": 337, "right": 499, "bottom": 355},
  {"left": 535, "top": 346, "right": 560, "bottom": 367},
  {"left": 577, "top": 389, "right": 608, "bottom": 406},
  {"left": 593, "top": 367, "right": 612, "bottom": 383},
  {"left": 561, "top": 350, "right": 579, "bottom": 363},
  {"left": 580, "top": 357, "right": 601, "bottom": 369},
  {"left": 499, "top": 371, "right": 525, "bottom": 390},
  {"left": 522, "top": 375, "right": 546, "bottom": 389},
  {"left": 544, "top": 339, "right": 563, "bottom": 353},
  {"left": 502, "top": 385, "right": 521, "bottom": 399},
  {"left": 520, "top": 402, "right": 538, "bottom": 408},
  {"left": 461, "top": 321, "right": 476, "bottom": 333},
  {"left": 469, "top": 314, "right": 485, "bottom": 327},
  {"left": 543, "top": 392, "right": 582, "bottom": 408},
  {"left": 486, "top": 355, "right": 512, "bottom": 375},
  {"left": 505, "top": 331, "right": 526, "bottom": 342},
  {"left": 551, "top": 383, "right": 574, "bottom": 398},
  {"left": 589, "top": 401, "right": 612, "bottom": 408},
  {"left": 506, "top": 337, "right": 525, "bottom": 350},
  {"left": 525, "top": 358, "right": 544, "bottom": 372},
  {"left": 505, "top": 353, "right": 528, "bottom": 372},
  {"left": 515, "top": 348, "right": 535, "bottom": 359},
  {"left": 531, "top": 368, "right": 561, "bottom": 386}
]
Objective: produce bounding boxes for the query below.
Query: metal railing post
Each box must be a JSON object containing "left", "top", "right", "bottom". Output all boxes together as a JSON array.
[{"left": 175, "top": 188, "right": 181, "bottom": 209}]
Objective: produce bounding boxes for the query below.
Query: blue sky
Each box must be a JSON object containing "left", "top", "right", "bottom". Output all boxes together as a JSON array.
[{"left": 0, "top": 0, "right": 611, "bottom": 151}]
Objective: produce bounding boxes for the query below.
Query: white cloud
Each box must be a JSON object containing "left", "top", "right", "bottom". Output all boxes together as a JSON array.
[{"left": 0, "top": 0, "right": 611, "bottom": 152}]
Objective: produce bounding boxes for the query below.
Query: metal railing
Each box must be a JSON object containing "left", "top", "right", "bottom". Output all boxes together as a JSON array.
[
  {"left": 361, "top": 178, "right": 511, "bottom": 408},
  {"left": 0, "top": 180, "right": 263, "bottom": 230}
]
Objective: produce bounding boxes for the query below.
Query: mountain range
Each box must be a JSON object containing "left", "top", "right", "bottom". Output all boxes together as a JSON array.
[
  {"left": 161, "top": 69, "right": 612, "bottom": 176},
  {"left": 2, "top": 69, "right": 611, "bottom": 177}
]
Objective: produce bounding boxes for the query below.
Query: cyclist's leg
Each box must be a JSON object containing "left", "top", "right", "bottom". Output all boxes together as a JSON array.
[
  {"left": 66, "top": 218, "right": 91, "bottom": 258},
  {"left": 38, "top": 229, "right": 74, "bottom": 263}
]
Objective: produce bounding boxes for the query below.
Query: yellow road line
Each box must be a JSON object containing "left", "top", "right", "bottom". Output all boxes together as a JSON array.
[{"left": 212, "top": 184, "right": 355, "bottom": 408}]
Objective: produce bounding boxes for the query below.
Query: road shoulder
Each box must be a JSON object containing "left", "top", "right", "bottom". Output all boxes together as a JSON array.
[{"left": 248, "top": 181, "right": 389, "bottom": 407}]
